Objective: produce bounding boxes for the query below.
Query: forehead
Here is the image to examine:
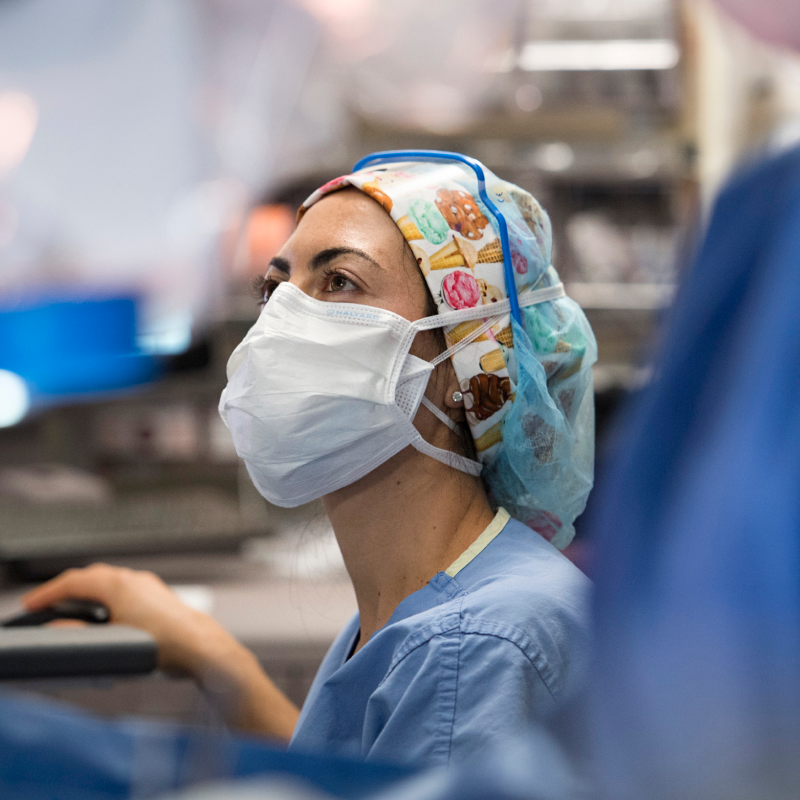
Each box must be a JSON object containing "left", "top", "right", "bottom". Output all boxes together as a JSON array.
[{"left": 287, "top": 188, "right": 405, "bottom": 257}]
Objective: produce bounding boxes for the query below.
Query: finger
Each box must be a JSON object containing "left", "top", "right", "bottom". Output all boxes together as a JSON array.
[
  {"left": 45, "top": 619, "right": 89, "bottom": 629},
  {"left": 22, "top": 565, "right": 116, "bottom": 610},
  {"left": 21, "top": 571, "right": 82, "bottom": 610}
]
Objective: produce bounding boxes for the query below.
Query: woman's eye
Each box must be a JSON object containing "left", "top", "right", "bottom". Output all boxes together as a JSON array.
[
  {"left": 327, "top": 273, "right": 357, "bottom": 293},
  {"left": 255, "top": 279, "right": 279, "bottom": 307}
]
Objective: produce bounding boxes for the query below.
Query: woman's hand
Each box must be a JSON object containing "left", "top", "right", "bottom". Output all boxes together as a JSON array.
[
  {"left": 22, "top": 564, "right": 222, "bottom": 674},
  {"left": 21, "top": 564, "right": 300, "bottom": 740}
]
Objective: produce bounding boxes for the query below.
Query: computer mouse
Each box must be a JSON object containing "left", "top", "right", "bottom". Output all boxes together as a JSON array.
[{"left": 2, "top": 598, "right": 111, "bottom": 627}]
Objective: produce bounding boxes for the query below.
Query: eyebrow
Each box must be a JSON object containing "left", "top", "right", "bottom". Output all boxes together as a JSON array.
[
  {"left": 267, "top": 256, "right": 291, "bottom": 275},
  {"left": 255, "top": 247, "right": 382, "bottom": 301},
  {"left": 264, "top": 248, "right": 381, "bottom": 278},
  {"left": 308, "top": 247, "right": 382, "bottom": 273}
]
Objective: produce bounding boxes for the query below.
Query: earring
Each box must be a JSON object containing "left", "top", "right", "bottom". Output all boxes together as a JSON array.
[{"left": 452, "top": 391, "right": 463, "bottom": 403}]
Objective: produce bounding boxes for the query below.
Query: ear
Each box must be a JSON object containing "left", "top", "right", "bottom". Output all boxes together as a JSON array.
[{"left": 442, "top": 359, "right": 464, "bottom": 409}]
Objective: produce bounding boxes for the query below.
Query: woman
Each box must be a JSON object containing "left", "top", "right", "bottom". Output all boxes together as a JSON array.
[{"left": 22, "top": 152, "right": 596, "bottom": 766}]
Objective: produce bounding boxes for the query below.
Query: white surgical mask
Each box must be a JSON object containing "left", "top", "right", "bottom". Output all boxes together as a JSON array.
[{"left": 219, "top": 280, "right": 564, "bottom": 507}]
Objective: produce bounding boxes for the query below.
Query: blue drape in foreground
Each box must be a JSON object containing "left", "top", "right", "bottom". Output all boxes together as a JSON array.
[
  {"left": 590, "top": 145, "right": 800, "bottom": 799},
  {"left": 0, "top": 691, "right": 412, "bottom": 800}
]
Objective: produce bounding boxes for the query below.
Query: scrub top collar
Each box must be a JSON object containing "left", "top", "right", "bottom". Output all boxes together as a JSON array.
[{"left": 349, "top": 507, "right": 512, "bottom": 655}]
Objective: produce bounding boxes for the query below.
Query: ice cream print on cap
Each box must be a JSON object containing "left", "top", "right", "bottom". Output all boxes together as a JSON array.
[{"left": 299, "top": 153, "right": 597, "bottom": 550}]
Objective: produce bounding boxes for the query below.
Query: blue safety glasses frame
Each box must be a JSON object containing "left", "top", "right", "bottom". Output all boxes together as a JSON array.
[{"left": 352, "top": 150, "right": 523, "bottom": 325}]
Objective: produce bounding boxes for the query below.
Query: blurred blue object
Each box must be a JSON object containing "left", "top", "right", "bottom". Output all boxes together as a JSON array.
[
  {"left": 380, "top": 143, "right": 800, "bottom": 800},
  {"left": 0, "top": 690, "right": 413, "bottom": 800},
  {"left": 0, "top": 295, "right": 159, "bottom": 408},
  {"left": 590, "top": 144, "right": 800, "bottom": 799}
]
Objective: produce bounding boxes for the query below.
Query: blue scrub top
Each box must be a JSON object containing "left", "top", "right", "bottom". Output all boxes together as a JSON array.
[{"left": 289, "top": 510, "right": 591, "bottom": 767}]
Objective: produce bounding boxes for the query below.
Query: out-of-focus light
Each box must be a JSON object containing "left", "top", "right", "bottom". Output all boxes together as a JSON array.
[
  {"left": 0, "top": 91, "right": 38, "bottom": 173},
  {"left": 0, "top": 370, "right": 30, "bottom": 427},
  {"left": 167, "top": 179, "right": 247, "bottom": 251},
  {"left": 297, "top": 0, "right": 374, "bottom": 41},
  {"left": 497, "top": 39, "right": 680, "bottom": 72},
  {"left": 534, "top": 142, "right": 575, "bottom": 172},
  {"left": 515, "top": 84, "right": 543, "bottom": 112},
  {"left": 408, "top": 82, "right": 470, "bottom": 135},
  {"left": 138, "top": 312, "right": 193, "bottom": 355},
  {"left": 626, "top": 148, "right": 660, "bottom": 177},
  {"left": 245, "top": 204, "right": 295, "bottom": 278},
  {"left": 0, "top": 199, "right": 18, "bottom": 248}
]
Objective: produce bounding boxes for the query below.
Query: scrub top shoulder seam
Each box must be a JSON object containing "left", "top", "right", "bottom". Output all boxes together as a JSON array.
[
  {"left": 379, "top": 607, "right": 558, "bottom": 700},
  {"left": 455, "top": 628, "right": 558, "bottom": 701},
  {"left": 382, "top": 608, "right": 464, "bottom": 678},
  {"left": 446, "top": 620, "right": 464, "bottom": 766},
  {"left": 440, "top": 608, "right": 463, "bottom": 766}
]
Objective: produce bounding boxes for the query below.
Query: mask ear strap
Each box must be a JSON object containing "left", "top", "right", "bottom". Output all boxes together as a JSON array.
[
  {"left": 412, "top": 434, "right": 483, "bottom": 476},
  {"left": 431, "top": 315, "right": 498, "bottom": 367},
  {"left": 412, "top": 282, "right": 566, "bottom": 335},
  {"left": 415, "top": 399, "right": 481, "bottom": 475},
  {"left": 404, "top": 282, "right": 567, "bottom": 478},
  {"left": 418, "top": 395, "right": 461, "bottom": 433},
  {"left": 412, "top": 282, "right": 567, "bottom": 368}
]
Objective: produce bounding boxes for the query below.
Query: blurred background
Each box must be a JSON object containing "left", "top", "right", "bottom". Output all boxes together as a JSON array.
[{"left": 0, "top": 0, "right": 798, "bottom": 722}]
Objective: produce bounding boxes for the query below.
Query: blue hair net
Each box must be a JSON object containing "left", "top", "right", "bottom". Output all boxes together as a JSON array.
[{"left": 481, "top": 178, "right": 597, "bottom": 549}]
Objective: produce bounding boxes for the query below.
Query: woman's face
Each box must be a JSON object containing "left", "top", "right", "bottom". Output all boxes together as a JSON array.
[
  {"left": 255, "top": 186, "right": 466, "bottom": 454},
  {"left": 257, "top": 187, "right": 431, "bottom": 327}
]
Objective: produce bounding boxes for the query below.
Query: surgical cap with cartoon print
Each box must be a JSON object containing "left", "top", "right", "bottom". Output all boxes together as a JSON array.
[{"left": 300, "top": 156, "right": 597, "bottom": 550}]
